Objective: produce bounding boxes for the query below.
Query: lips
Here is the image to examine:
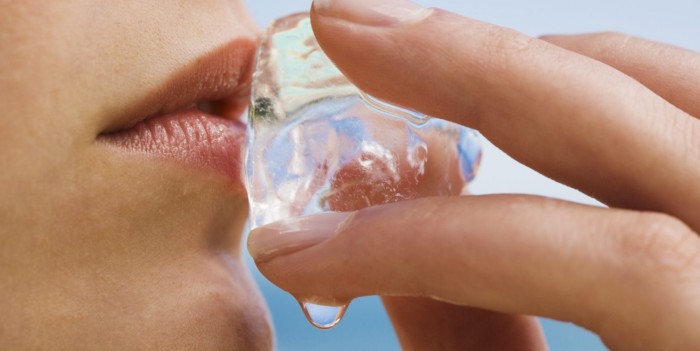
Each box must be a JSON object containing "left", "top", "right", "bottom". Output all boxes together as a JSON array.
[{"left": 98, "top": 39, "right": 257, "bottom": 188}]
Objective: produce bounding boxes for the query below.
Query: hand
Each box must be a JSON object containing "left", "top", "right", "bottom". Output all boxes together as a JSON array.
[{"left": 249, "top": 1, "right": 700, "bottom": 350}]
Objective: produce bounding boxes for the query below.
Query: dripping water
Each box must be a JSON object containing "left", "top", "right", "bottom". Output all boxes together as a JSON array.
[{"left": 298, "top": 301, "right": 349, "bottom": 329}]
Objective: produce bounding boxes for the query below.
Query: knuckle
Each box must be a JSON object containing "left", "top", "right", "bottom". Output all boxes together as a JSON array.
[
  {"left": 483, "top": 27, "right": 537, "bottom": 70},
  {"left": 620, "top": 213, "right": 700, "bottom": 276}
]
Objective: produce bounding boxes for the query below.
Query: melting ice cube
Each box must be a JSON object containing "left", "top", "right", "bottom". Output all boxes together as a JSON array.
[{"left": 245, "top": 13, "right": 482, "bottom": 329}]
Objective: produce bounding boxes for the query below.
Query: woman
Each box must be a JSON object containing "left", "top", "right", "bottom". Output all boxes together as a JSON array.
[
  {"left": 2, "top": 0, "right": 699, "bottom": 350},
  {"left": 0, "top": 1, "right": 271, "bottom": 349}
]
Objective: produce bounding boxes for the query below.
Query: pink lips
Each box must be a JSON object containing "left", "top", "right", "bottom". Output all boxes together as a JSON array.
[
  {"left": 100, "top": 107, "right": 247, "bottom": 182},
  {"left": 98, "top": 39, "right": 257, "bottom": 189}
]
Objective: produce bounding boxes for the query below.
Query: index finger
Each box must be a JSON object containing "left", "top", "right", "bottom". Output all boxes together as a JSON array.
[{"left": 310, "top": 3, "right": 700, "bottom": 229}]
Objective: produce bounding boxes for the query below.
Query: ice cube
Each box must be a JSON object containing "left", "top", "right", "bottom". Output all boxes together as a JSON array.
[
  {"left": 246, "top": 13, "right": 481, "bottom": 229},
  {"left": 245, "top": 12, "right": 482, "bottom": 330}
]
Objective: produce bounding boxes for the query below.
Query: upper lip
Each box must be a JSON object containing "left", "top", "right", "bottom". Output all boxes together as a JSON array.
[{"left": 101, "top": 37, "right": 258, "bottom": 134}]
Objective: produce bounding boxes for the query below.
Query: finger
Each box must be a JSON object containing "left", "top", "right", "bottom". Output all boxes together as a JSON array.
[
  {"left": 310, "top": 1, "right": 700, "bottom": 229},
  {"left": 249, "top": 195, "right": 700, "bottom": 350},
  {"left": 541, "top": 33, "right": 700, "bottom": 118},
  {"left": 382, "top": 296, "right": 547, "bottom": 351}
]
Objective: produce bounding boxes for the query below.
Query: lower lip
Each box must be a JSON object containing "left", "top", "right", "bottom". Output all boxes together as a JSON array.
[{"left": 99, "top": 107, "right": 247, "bottom": 187}]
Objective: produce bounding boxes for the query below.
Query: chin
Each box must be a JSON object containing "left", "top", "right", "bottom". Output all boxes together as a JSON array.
[
  {"left": 121, "top": 252, "right": 275, "bottom": 350},
  {"left": 158, "top": 257, "right": 275, "bottom": 350}
]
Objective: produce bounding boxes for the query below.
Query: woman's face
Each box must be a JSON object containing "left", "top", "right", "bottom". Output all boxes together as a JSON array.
[{"left": 0, "top": 1, "right": 273, "bottom": 349}]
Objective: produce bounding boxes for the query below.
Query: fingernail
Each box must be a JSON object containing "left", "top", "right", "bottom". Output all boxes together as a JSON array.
[
  {"left": 313, "top": 0, "right": 432, "bottom": 27},
  {"left": 248, "top": 212, "right": 354, "bottom": 262}
]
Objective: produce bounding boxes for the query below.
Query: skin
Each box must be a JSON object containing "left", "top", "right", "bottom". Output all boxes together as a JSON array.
[
  {"left": 252, "top": 4, "right": 700, "bottom": 351},
  {"left": 4, "top": 0, "right": 700, "bottom": 350},
  {"left": 0, "top": 1, "right": 272, "bottom": 349}
]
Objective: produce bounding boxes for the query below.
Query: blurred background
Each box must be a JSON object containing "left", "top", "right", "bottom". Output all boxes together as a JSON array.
[{"left": 244, "top": 1, "right": 699, "bottom": 350}]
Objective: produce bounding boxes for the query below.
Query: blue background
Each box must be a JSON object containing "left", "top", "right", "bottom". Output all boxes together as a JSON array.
[{"left": 244, "top": 1, "right": 700, "bottom": 350}]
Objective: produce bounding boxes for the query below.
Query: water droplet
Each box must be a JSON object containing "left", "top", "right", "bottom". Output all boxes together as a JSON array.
[{"left": 299, "top": 302, "right": 348, "bottom": 329}]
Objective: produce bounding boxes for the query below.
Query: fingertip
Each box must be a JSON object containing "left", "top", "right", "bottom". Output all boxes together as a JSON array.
[{"left": 247, "top": 212, "right": 354, "bottom": 263}]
